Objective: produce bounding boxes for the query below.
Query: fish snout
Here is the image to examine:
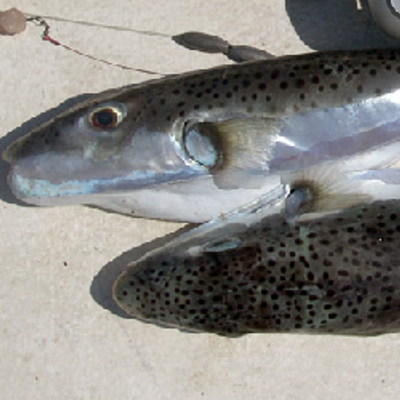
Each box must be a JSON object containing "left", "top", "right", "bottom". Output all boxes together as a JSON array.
[{"left": 113, "top": 268, "right": 150, "bottom": 320}]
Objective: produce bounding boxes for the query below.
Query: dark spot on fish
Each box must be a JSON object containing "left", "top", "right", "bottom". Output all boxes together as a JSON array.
[
  {"left": 258, "top": 83, "right": 267, "bottom": 90},
  {"left": 330, "top": 83, "right": 338, "bottom": 90},
  {"left": 270, "top": 69, "right": 280, "bottom": 80},
  {"left": 280, "top": 82, "right": 288, "bottom": 90},
  {"left": 295, "top": 79, "right": 305, "bottom": 89},
  {"left": 370, "top": 69, "right": 377, "bottom": 76},
  {"left": 311, "top": 76, "right": 320, "bottom": 84}
]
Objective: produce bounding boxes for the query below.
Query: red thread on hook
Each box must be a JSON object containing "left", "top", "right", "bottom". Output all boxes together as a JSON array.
[{"left": 27, "top": 15, "right": 163, "bottom": 75}]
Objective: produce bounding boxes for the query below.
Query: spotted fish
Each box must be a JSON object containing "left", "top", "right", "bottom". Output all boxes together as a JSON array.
[
  {"left": 113, "top": 197, "right": 400, "bottom": 336},
  {"left": 5, "top": 47, "right": 400, "bottom": 222}
]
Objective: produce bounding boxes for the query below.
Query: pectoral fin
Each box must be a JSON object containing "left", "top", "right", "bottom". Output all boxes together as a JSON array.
[
  {"left": 282, "top": 162, "right": 372, "bottom": 222},
  {"left": 184, "top": 118, "right": 282, "bottom": 189}
]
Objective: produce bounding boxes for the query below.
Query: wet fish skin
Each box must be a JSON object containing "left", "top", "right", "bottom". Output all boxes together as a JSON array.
[
  {"left": 113, "top": 199, "right": 400, "bottom": 336},
  {"left": 6, "top": 48, "right": 400, "bottom": 221}
]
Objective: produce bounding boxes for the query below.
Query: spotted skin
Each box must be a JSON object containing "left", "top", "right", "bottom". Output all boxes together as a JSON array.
[
  {"left": 139, "top": 48, "right": 400, "bottom": 133},
  {"left": 114, "top": 201, "right": 400, "bottom": 336}
]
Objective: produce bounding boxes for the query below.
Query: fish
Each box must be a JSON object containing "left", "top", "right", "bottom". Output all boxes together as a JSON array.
[
  {"left": 5, "top": 46, "right": 400, "bottom": 222},
  {"left": 113, "top": 195, "right": 400, "bottom": 337}
]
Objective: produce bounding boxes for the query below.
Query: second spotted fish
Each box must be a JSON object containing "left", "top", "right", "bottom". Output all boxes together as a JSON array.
[
  {"left": 5, "top": 45, "right": 400, "bottom": 221},
  {"left": 113, "top": 194, "right": 400, "bottom": 337}
]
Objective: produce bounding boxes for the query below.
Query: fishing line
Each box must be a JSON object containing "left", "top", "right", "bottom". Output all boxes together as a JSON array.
[
  {"left": 1, "top": 8, "right": 270, "bottom": 71},
  {"left": 1, "top": 7, "right": 167, "bottom": 76},
  {"left": 27, "top": 15, "right": 165, "bottom": 76}
]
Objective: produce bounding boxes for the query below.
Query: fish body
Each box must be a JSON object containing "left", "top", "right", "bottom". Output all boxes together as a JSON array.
[
  {"left": 113, "top": 199, "right": 400, "bottom": 336},
  {"left": 6, "top": 48, "right": 400, "bottom": 221}
]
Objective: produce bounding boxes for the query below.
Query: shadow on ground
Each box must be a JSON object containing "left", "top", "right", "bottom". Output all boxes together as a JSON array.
[
  {"left": 286, "top": 0, "right": 399, "bottom": 50},
  {"left": 90, "top": 223, "right": 195, "bottom": 319}
]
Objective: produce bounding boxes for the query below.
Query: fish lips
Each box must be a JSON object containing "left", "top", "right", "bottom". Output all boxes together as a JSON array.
[
  {"left": 6, "top": 149, "right": 208, "bottom": 206},
  {"left": 6, "top": 152, "right": 106, "bottom": 206}
]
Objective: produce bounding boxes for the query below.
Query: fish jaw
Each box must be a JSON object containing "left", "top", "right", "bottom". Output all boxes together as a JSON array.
[{"left": 6, "top": 143, "right": 207, "bottom": 208}]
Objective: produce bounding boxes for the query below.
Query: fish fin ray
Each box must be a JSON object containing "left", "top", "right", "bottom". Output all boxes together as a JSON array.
[
  {"left": 197, "top": 118, "right": 282, "bottom": 189},
  {"left": 282, "top": 162, "right": 373, "bottom": 221}
]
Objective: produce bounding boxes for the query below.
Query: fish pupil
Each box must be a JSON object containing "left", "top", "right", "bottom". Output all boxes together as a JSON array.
[{"left": 92, "top": 108, "right": 117, "bottom": 128}]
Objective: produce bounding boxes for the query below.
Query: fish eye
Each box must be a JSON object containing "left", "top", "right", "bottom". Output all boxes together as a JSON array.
[{"left": 88, "top": 102, "right": 127, "bottom": 129}]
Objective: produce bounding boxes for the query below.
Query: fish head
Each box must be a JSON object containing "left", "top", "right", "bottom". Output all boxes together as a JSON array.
[{"left": 3, "top": 90, "right": 210, "bottom": 208}]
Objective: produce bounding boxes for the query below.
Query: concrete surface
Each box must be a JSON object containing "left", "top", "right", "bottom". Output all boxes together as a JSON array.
[{"left": 1, "top": 1, "right": 400, "bottom": 399}]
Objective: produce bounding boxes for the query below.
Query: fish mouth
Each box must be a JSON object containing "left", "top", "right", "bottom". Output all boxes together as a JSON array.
[
  {"left": 6, "top": 150, "right": 209, "bottom": 207},
  {"left": 7, "top": 163, "right": 101, "bottom": 206}
]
